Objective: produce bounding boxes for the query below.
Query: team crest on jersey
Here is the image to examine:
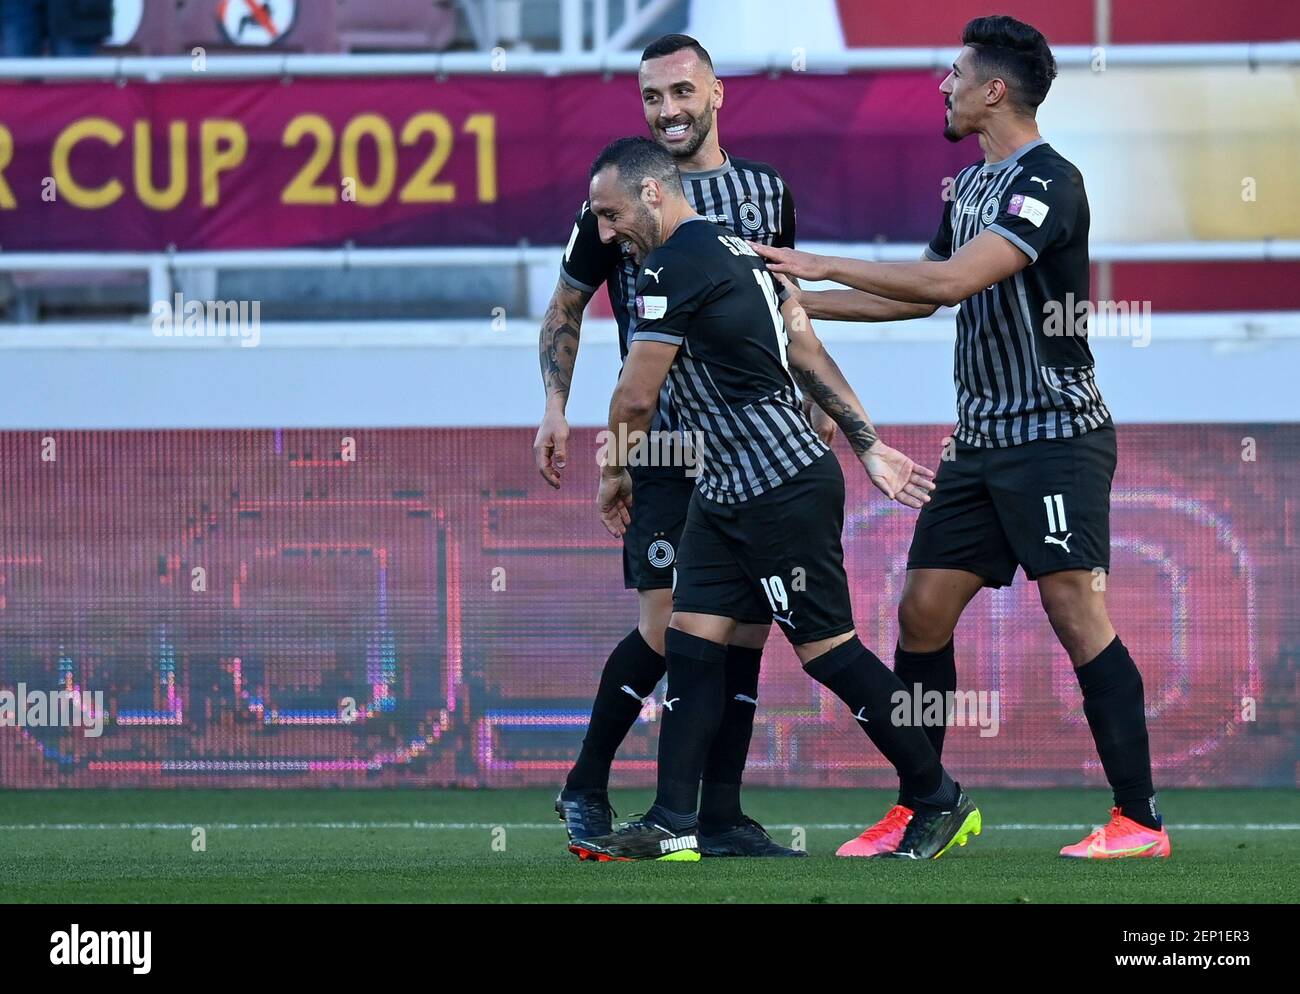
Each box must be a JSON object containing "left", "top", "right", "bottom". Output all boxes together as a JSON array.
[
  {"left": 739, "top": 200, "right": 763, "bottom": 232},
  {"left": 980, "top": 195, "right": 1000, "bottom": 225},
  {"left": 647, "top": 539, "right": 675, "bottom": 569}
]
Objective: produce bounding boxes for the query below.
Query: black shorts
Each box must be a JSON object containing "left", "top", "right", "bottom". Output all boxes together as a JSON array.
[
  {"left": 622, "top": 467, "right": 695, "bottom": 590},
  {"left": 907, "top": 422, "right": 1117, "bottom": 588},
  {"left": 672, "top": 450, "right": 855, "bottom": 645}
]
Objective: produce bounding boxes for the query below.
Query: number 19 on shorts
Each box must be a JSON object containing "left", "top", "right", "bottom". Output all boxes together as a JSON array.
[{"left": 760, "top": 575, "right": 789, "bottom": 612}]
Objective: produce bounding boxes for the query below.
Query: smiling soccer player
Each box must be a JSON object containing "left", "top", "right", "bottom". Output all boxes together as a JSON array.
[
  {"left": 536, "top": 35, "right": 830, "bottom": 858},
  {"left": 568, "top": 136, "right": 980, "bottom": 863},
  {"left": 755, "top": 16, "right": 1171, "bottom": 860}
]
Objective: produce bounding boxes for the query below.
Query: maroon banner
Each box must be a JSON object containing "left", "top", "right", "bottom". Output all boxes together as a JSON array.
[
  {"left": 0, "top": 73, "right": 970, "bottom": 251},
  {"left": 0, "top": 425, "right": 1294, "bottom": 789}
]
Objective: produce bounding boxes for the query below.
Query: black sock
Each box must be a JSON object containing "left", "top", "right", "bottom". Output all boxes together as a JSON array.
[
  {"left": 804, "top": 637, "right": 946, "bottom": 803},
  {"left": 565, "top": 628, "right": 665, "bottom": 792},
  {"left": 652, "top": 629, "right": 729, "bottom": 818},
  {"left": 1074, "top": 636, "right": 1160, "bottom": 829},
  {"left": 893, "top": 639, "right": 956, "bottom": 760},
  {"left": 699, "top": 645, "right": 762, "bottom": 830}
]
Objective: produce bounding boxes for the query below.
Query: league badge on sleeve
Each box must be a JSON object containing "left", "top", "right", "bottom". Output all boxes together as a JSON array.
[
  {"left": 1007, "top": 194, "right": 1050, "bottom": 227},
  {"left": 636, "top": 296, "right": 667, "bottom": 319}
]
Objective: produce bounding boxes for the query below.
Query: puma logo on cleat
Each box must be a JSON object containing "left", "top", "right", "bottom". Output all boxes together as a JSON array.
[
  {"left": 854, "top": 707, "right": 870, "bottom": 724},
  {"left": 643, "top": 266, "right": 664, "bottom": 284},
  {"left": 659, "top": 835, "right": 697, "bottom": 853},
  {"left": 1043, "top": 532, "right": 1072, "bottom": 553},
  {"left": 662, "top": 697, "right": 680, "bottom": 711}
]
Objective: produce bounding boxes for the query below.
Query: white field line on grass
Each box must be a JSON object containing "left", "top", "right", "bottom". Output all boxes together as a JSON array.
[{"left": 0, "top": 822, "right": 1296, "bottom": 832}]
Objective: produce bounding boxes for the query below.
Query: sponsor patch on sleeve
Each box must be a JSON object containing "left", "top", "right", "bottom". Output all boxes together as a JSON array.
[
  {"left": 636, "top": 295, "right": 667, "bottom": 319},
  {"left": 1007, "top": 194, "right": 1050, "bottom": 228}
]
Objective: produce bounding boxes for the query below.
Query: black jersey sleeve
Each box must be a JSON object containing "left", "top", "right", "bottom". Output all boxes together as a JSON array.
[
  {"left": 925, "top": 197, "right": 955, "bottom": 261},
  {"left": 627, "top": 246, "right": 714, "bottom": 348},
  {"left": 559, "top": 200, "right": 620, "bottom": 292},
  {"left": 986, "top": 167, "right": 1080, "bottom": 264},
  {"left": 774, "top": 180, "right": 797, "bottom": 248}
]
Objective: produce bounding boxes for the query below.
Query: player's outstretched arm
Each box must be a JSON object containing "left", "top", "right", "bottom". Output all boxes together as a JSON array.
[
  {"left": 775, "top": 259, "right": 941, "bottom": 322},
  {"left": 782, "top": 297, "right": 935, "bottom": 509},
  {"left": 756, "top": 231, "right": 1028, "bottom": 308},
  {"left": 534, "top": 277, "right": 593, "bottom": 488},
  {"left": 597, "top": 340, "right": 680, "bottom": 538}
]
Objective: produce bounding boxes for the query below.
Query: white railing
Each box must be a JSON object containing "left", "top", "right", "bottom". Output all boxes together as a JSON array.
[
  {"left": 2, "top": 242, "right": 1297, "bottom": 319},
  {"left": 0, "top": 43, "right": 1296, "bottom": 80},
  {"left": 2, "top": 312, "right": 1298, "bottom": 350}
]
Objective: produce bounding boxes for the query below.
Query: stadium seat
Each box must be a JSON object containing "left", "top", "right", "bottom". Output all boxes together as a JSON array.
[{"left": 336, "top": 0, "right": 458, "bottom": 53}]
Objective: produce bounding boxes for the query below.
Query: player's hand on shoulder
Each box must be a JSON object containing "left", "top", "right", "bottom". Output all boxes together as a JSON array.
[
  {"left": 773, "top": 272, "right": 803, "bottom": 306},
  {"left": 752, "top": 243, "right": 829, "bottom": 282},
  {"left": 861, "top": 440, "right": 936, "bottom": 509},
  {"left": 534, "top": 409, "right": 570, "bottom": 488},
  {"left": 597, "top": 468, "right": 634, "bottom": 537}
]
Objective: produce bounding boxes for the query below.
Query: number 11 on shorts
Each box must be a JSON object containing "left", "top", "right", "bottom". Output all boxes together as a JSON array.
[{"left": 1043, "top": 493, "right": 1067, "bottom": 532}]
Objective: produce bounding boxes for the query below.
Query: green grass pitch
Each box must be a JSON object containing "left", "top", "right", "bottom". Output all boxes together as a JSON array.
[{"left": 1, "top": 788, "right": 1295, "bottom": 903}]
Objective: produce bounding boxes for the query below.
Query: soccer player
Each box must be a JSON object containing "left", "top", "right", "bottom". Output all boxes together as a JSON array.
[
  {"left": 536, "top": 34, "right": 830, "bottom": 856},
  {"left": 568, "top": 136, "right": 981, "bottom": 862},
  {"left": 755, "top": 15, "right": 1171, "bottom": 859}
]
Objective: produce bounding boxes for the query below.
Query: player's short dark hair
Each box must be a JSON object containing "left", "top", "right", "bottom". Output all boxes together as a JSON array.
[
  {"left": 640, "top": 33, "right": 714, "bottom": 74},
  {"left": 589, "top": 136, "right": 684, "bottom": 197},
  {"left": 961, "top": 15, "right": 1057, "bottom": 113}
]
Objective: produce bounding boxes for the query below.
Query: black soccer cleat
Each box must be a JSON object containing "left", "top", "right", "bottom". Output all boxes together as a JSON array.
[
  {"left": 698, "top": 816, "right": 809, "bottom": 857},
  {"left": 568, "top": 817, "right": 701, "bottom": 862},
  {"left": 883, "top": 791, "right": 982, "bottom": 860},
  {"left": 555, "top": 788, "right": 615, "bottom": 842}
]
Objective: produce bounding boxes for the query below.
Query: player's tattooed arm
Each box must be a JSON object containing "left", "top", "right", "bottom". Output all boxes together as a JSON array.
[
  {"left": 785, "top": 353, "right": 878, "bottom": 454},
  {"left": 794, "top": 365, "right": 878, "bottom": 454},
  {"left": 782, "top": 296, "right": 936, "bottom": 509},
  {"left": 539, "top": 278, "right": 592, "bottom": 404},
  {"left": 782, "top": 298, "right": 878, "bottom": 454},
  {"left": 534, "top": 278, "right": 592, "bottom": 489}
]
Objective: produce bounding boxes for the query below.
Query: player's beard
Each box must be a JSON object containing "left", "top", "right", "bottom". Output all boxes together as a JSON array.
[
  {"left": 626, "top": 202, "right": 661, "bottom": 261},
  {"left": 942, "top": 100, "right": 964, "bottom": 143},
  {"left": 658, "top": 104, "right": 714, "bottom": 160}
]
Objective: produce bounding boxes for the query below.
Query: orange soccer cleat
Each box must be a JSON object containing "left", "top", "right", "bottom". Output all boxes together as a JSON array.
[
  {"left": 836, "top": 804, "right": 915, "bottom": 858},
  {"left": 1060, "top": 807, "right": 1172, "bottom": 859}
]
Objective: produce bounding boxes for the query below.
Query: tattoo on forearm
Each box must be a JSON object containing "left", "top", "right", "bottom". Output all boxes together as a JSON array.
[
  {"left": 794, "top": 366, "right": 879, "bottom": 455},
  {"left": 539, "top": 282, "right": 587, "bottom": 398}
]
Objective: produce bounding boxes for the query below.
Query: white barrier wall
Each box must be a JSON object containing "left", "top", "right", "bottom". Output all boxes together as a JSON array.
[{"left": 2, "top": 315, "right": 1297, "bottom": 428}]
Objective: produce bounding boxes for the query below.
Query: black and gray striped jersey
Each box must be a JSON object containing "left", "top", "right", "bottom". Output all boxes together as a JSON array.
[
  {"left": 629, "top": 217, "right": 828, "bottom": 504},
  {"left": 927, "top": 138, "right": 1111, "bottom": 448},
  {"left": 559, "top": 151, "right": 796, "bottom": 436}
]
